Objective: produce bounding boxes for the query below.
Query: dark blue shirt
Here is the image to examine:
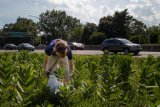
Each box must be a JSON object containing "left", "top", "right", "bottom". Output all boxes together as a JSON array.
[{"left": 45, "top": 39, "right": 73, "bottom": 60}]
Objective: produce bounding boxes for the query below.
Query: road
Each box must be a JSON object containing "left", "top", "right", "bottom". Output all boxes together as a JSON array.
[{"left": 0, "top": 50, "right": 160, "bottom": 57}]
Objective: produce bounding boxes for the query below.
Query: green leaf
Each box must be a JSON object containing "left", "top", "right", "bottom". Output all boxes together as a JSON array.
[
  {"left": 15, "top": 89, "right": 23, "bottom": 102},
  {"left": 155, "top": 75, "right": 160, "bottom": 86},
  {"left": 155, "top": 100, "right": 160, "bottom": 106},
  {"left": 17, "top": 82, "right": 24, "bottom": 93}
]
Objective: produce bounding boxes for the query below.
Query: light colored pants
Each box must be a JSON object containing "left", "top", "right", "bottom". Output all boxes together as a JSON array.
[
  {"left": 47, "top": 56, "right": 70, "bottom": 90},
  {"left": 47, "top": 55, "right": 69, "bottom": 74}
]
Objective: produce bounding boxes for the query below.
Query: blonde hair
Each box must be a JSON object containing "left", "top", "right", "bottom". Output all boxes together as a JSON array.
[{"left": 55, "top": 39, "right": 67, "bottom": 57}]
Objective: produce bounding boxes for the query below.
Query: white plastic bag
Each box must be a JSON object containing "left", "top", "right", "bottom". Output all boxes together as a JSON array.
[{"left": 48, "top": 75, "right": 63, "bottom": 93}]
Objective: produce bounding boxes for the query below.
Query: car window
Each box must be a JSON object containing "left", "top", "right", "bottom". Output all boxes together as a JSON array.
[
  {"left": 108, "top": 40, "right": 118, "bottom": 44},
  {"left": 25, "top": 44, "right": 30, "bottom": 46},
  {"left": 24, "top": 43, "right": 33, "bottom": 46},
  {"left": 104, "top": 40, "right": 113, "bottom": 44},
  {"left": 120, "top": 39, "right": 133, "bottom": 44},
  {"left": 114, "top": 40, "right": 121, "bottom": 45}
]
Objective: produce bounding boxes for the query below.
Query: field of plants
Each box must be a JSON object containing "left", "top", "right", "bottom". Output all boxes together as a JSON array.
[{"left": 0, "top": 51, "right": 160, "bottom": 107}]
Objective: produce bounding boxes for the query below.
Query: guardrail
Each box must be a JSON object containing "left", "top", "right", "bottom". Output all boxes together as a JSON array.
[{"left": 141, "top": 44, "right": 160, "bottom": 52}]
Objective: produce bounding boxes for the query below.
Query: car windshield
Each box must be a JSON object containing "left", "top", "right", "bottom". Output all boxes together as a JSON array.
[{"left": 120, "top": 39, "right": 133, "bottom": 44}]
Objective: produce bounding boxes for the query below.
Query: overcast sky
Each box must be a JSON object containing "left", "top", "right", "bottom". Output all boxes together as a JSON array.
[{"left": 0, "top": 0, "right": 160, "bottom": 29}]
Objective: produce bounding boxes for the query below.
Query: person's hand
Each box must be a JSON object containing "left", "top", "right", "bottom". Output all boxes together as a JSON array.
[{"left": 63, "top": 79, "right": 69, "bottom": 85}]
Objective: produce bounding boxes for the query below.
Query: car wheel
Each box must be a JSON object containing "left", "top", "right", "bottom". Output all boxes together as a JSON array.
[{"left": 124, "top": 48, "right": 129, "bottom": 54}]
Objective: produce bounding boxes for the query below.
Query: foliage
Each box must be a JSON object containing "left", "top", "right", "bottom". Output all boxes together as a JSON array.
[
  {"left": 1, "top": 52, "right": 160, "bottom": 106},
  {"left": 98, "top": 9, "right": 133, "bottom": 39},
  {"left": 129, "top": 35, "right": 149, "bottom": 44},
  {"left": 89, "top": 32, "right": 106, "bottom": 45},
  {"left": 80, "top": 22, "right": 97, "bottom": 44},
  {"left": 129, "top": 19, "right": 147, "bottom": 35},
  {"left": 3, "top": 17, "right": 37, "bottom": 34},
  {"left": 1, "top": 17, "right": 38, "bottom": 46},
  {"left": 67, "top": 26, "right": 84, "bottom": 42},
  {"left": 0, "top": 52, "right": 46, "bottom": 106},
  {"left": 1, "top": 8, "right": 160, "bottom": 45},
  {"left": 38, "top": 9, "right": 82, "bottom": 43},
  {"left": 148, "top": 26, "right": 160, "bottom": 44},
  {"left": 34, "top": 36, "right": 41, "bottom": 46}
]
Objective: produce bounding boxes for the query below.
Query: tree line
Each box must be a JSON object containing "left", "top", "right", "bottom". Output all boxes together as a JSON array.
[{"left": 0, "top": 9, "right": 160, "bottom": 46}]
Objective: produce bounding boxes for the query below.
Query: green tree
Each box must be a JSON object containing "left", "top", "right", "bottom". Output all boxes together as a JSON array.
[
  {"left": 98, "top": 9, "right": 133, "bottom": 39},
  {"left": 129, "top": 19, "right": 147, "bottom": 44},
  {"left": 0, "top": 29, "right": 4, "bottom": 47},
  {"left": 2, "top": 17, "right": 37, "bottom": 45},
  {"left": 89, "top": 32, "right": 106, "bottom": 45},
  {"left": 148, "top": 25, "right": 160, "bottom": 44},
  {"left": 3, "top": 17, "right": 37, "bottom": 33},
  {"left": 98, "top": 16, "right": 113, "bottom": 38},
  {"left": 67, "top": 26, "right": 83, "bottom": 42},
  {"left": 112, "top": 9, "right": 133, "bottom": 38},
  {"left": 38, "top": 9, "right": 81, "bottom": 43},
  {"left": 3, "top": 23, "right": 14, "bottom": 32},
  {"left": 81, "top": 22, "right": 97, "bottom": 44}
]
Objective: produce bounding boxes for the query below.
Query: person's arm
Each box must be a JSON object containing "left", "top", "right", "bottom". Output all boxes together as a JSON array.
[
  {"left": 66, "top": 47, "right": 74, "bottom": 76},
  {"left": 44, "top": 55, "right": 49, "bottom": 75},
  {"left": 63, "top": 60, "right": 74, "bottom": 84},
  {"left": 69, "top": 60, "right": 74, "bottom": 76},
  {"left": 63, "top": 44, "right": 74, "bottom": 84}
]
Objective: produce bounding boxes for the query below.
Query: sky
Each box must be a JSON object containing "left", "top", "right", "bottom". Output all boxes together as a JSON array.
[{"left": 0, "top": 0, "right": 160, "bottom": 29}]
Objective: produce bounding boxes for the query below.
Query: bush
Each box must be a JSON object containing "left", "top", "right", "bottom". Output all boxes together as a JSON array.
[{"left": 89, "top": 32, "right": 106, "bottom": 45}]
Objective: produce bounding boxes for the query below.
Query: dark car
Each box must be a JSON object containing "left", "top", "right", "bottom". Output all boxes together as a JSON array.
[
  {"left": 67, "top": 42, "right": 85, "bottom": 50},
  {"left": 4, "top": 43, "right": 17, "bottom": 50},
  {"left": 101, "top": 38, "right": 142, "bottom": 55},
  {"left": 18, "top": 43, "right": 35, "bottom": 51}
]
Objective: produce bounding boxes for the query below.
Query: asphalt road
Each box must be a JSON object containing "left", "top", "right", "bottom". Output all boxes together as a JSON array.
[{"left": 0, "top": 50, "right": 160, "bottom": 57}]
